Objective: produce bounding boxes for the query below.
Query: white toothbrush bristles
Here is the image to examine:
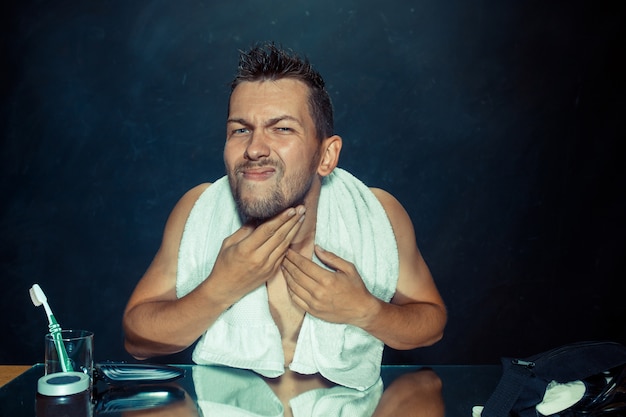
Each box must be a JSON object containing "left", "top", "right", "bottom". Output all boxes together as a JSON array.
[{"left": 29, "top": 284, "right": 53, "bottom": 318}]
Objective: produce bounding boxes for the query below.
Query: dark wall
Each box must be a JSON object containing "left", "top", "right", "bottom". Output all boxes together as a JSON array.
[{"left": 2, "top": 0, "right": 624, "bottom": 365}]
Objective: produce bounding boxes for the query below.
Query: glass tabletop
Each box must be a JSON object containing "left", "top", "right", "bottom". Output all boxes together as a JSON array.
[{"left": 0, "top": 364, "right": 501, "bottom": 417}]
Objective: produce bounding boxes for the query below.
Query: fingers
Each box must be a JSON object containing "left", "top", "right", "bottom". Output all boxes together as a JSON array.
[
  {"left": 238, "top": 206, "right": 305, "bottom": 253},
  {"left": 232, "top": 206, "right": 306, "bottom": 277},
  {"left": 281, "top": 260, "right": 311, "bottom": 308},
  {"left": 282, "top": 250, "right": 316, "bottom": 292},
  {"left": 254, "top": 206, "right": 306, "bottom": 248},
  {"left": 314, "top": 245, "right": 351, "bottom": 273},
  {"left": 226, "top": 223, "right": 255, "bottom": 244},
  {"left": 265, "top": 206, "right": 306, "bottom": 258},
  {"left": 283, "top": 246, "right": 344, "bottom": 286},
  {"left": 283, "top": 248, "right": 359, "bottom": 324}
]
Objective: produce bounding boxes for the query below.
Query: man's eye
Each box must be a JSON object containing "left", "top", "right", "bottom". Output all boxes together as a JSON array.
[
  {"left": 275, "top": 127, "right": 293, "bottom": 132},
  {"left": 232, "top": 128, "right": 249, "bottom": 135}
]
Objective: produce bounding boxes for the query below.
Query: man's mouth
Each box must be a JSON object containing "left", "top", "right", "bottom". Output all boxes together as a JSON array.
[{"left": 239, "top": 166, "right": 276, "bottom": 181}]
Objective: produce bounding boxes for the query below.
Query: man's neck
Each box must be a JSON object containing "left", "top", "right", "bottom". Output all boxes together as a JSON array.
[{"left": 289, "top": 178, "right": 321, "bottom": 257}]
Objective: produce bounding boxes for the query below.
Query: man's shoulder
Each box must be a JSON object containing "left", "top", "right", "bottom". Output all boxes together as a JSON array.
[
  {"left": 176, "top": 178, "right": 237, "bottom": 222},
  {"left": 182, "top": 182, "right": 212, "bottom": 203},
  {"left": 368, "top": 187, "right": 412, "bottom": 230},
  {"left": 368, "top": 187, "right": 398, "bottom": 207},
  {"left": 171, "top": 183, "right": 213, "bottom": 219}
]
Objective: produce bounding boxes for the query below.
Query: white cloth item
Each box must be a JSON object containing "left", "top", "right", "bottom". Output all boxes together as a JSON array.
[
  {"left": 290, "top": 379, "right": 382, "bottom": 417},
  {"left": 536, "top": 380, "right": 586, "bottom": 416},
  {"left": 176, "top": 167, "right": 399, "bottom": 391},
  {"left": 471, "top": 379, "right": 587, "bottom": 417},
  {"left": 193, "top": 366, "right": 283, "bottom": 417},
  {"left": 192, "top": 365, "right": 382, "bottom": 417}
]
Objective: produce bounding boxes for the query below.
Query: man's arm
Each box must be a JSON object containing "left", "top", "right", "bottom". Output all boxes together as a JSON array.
[
  {"left": 123, "top": 183, "right": 222, "bottom": 359},
  {"left": 282, "top": 187, "right": 446, "bottom": 350},
  {"left": 362, "top": 187, "right": 446, "bottom": 348},
  {"left": 123, "top": 184, "right": 307, "bottom": 360}
]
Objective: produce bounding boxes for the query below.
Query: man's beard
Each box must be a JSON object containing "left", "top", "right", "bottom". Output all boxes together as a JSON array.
[{"left": 228, "top": 159, "right": 318, "bottom": 224}]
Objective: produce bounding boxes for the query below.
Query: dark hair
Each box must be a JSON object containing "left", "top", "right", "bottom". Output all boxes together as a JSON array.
[{"left": 230, "top": 42, "right": 334, "bottom": 140}]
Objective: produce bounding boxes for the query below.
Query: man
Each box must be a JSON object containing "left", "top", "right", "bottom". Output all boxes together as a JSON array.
[{"left": 123, "top": 42, "right": 446, "bottom": 414}]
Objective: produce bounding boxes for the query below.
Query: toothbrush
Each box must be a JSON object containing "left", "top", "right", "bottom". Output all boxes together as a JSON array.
[{"left": 29, "top": 284, "right": 74, "bottom": 372}]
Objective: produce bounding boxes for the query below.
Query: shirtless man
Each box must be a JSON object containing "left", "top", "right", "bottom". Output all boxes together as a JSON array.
[{"left": 123, "top": 43, "right": 446, "bottom": 415}]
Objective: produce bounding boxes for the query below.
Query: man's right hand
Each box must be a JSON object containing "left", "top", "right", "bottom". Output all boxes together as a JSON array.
[
  {"left": 123, "top": 181, "right": 308, "bottom": 359},
  {"left": 206, "top": 205, "right": 306, "bottom": 307}
]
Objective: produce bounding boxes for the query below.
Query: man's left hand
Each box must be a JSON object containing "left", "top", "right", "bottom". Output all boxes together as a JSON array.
[{"left": 281, "top": 245, "right": 378, "bottom": 326}]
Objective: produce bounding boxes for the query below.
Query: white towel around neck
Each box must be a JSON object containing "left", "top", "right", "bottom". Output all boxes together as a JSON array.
[{"left": 176, "top": 167, "right": 399, "bottom": 390}]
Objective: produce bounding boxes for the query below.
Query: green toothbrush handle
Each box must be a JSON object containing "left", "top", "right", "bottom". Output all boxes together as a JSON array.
[{"left": 49, "top": 317, "right": 74, "bottom": 372}]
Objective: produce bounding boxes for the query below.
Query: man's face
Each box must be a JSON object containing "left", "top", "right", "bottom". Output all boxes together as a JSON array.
[{"left": 224, "top": 79, "right": 322, "bottom": 223}]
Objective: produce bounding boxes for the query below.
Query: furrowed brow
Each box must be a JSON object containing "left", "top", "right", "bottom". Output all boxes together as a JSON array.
[
  {"left": 226, "top": 115, "right": 303, "bottom": 129},
  {"left": 265, "top": 115, "right": 303, "bottom": 127},
  {"left": 226, "top": 118, "right": 250, "bottom": 126}
]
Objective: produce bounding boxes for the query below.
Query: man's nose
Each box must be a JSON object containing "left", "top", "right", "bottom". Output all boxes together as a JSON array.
[{"left": 244, "top": 131, "right": 271, "bottom": 160}]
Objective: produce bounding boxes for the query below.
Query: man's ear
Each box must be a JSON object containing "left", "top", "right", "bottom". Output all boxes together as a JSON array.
[{"left": 317, "top": 135, "right": 342, "bottom": 176}]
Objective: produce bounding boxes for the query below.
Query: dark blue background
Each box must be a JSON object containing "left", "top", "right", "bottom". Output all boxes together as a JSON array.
[{"left": 2, "top": 0, "right": 624, "bottom": 365}]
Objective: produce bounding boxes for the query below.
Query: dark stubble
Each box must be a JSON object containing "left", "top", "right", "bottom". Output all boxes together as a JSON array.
[{"left": 228, "top": 152, "right": 320, "bottom": 224}]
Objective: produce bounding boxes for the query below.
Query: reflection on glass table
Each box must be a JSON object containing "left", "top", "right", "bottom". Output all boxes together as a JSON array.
[{"left": 0, "top": 364, "right": 501, "bottom": 417}]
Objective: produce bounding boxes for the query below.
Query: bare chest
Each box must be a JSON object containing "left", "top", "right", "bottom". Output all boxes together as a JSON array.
[{"left": 267, "top": 272, "right": 305, "bottom": 364}]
